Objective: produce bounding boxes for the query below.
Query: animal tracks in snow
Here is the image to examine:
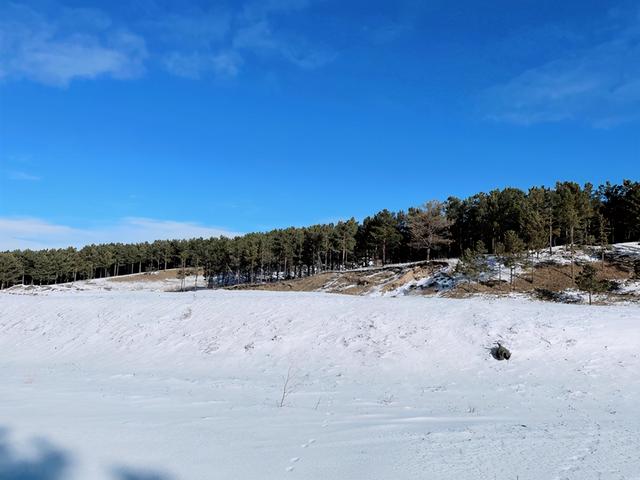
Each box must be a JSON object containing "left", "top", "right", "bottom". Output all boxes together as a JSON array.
[{"left": 285, "top": 439, "right": 315, "bottom": 472}]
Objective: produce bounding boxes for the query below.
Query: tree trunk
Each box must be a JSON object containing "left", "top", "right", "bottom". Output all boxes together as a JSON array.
[
  {"left": 382, "top": 241, "right": 387, "bottom": 265},
  {"left": 548, "top": 218, "right": 553, "bottom": 255},
  {"left": 570, "top": 226, "right": 575, "bottom": 281},
  {"left": 529, "top": 251, "right": 534, "bottom": 284}
]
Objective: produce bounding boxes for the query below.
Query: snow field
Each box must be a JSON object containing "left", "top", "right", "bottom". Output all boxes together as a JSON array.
[{"left": 1, "top": 289, "right": 639, "bottom": 479}]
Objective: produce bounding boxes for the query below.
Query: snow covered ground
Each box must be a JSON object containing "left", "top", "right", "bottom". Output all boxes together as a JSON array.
[{"left": 1, "top": 287, "right": 639, "bottom": 479}]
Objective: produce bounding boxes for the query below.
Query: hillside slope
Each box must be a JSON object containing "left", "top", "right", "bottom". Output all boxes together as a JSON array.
[{"left": 232, "top": 243, "right": 640, "bottom": 303}]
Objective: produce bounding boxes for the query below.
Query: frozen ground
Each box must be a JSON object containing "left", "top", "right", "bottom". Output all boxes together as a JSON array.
[{"left": 1, "top": 287, "right": 639, "bottom": 479}]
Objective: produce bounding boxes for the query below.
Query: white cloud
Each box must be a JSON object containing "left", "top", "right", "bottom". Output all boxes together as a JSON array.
[
  {"left": 0, "top": 1, "right": 335, "bottom": 86},
  {"left": 484, "top": 17, "right": 640, "bottom": 127},
  {"left": 0, "top": 4, "right": 146, "bottom": 86},
  {"left": 232, "top": 10, "right": 335, "bottom": 70},
  {"left": 0, "top": 217, "right": 241, "bottom": 251},
  {"left": 157, "top": 0, "right": 332, "bottom": 78}
]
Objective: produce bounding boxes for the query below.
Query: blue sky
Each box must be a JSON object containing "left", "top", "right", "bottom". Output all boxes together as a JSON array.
[{"left": 1, "top": 0, "right": 639, "bottom": 249}]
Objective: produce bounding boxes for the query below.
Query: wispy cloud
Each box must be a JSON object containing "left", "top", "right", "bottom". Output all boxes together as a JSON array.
[
  {"left": 0, "top": 3, "right": 147, "bottom": 86},
  {"left": 484, "top": 12, "right": 640, "bottom": 127},
  {"left": 7, "top": 171, "right": 41, "bottom": 181},
  {"left": 0, "top": 0, "right": 336, "bottom": 86},
  {"left": 0, "top": 217, "right": 241, "bottom": 251},
  {"left": 233, "top": 19, "right": 335, "bottom": 69},
  {"left": 162, "top": 50, "right": 243, "bottom": 79},
  {"left": 153, "top": 0, "right": 333, "bottom": 78}
]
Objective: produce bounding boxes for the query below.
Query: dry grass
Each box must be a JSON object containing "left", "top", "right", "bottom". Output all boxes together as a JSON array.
[
  {"left": 445, "top": 261, "right": 633, "bottom": 298},
  {"left": 109, "top": 268, "right": 203, "bottom": 283},
  {"left": 229, "top": 273, "right": 340, "bottom": 292},
  {"left": 229, "top": 262, "right": 448, "bottom": 296},
  {"left": 107, "top": 258, "right": 637, "bottom": 304}
]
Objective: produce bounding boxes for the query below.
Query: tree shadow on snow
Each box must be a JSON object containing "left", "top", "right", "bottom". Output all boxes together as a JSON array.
[
  {"left": 0, "top": 427, "right": 173, "bottom": 480},
  {"left": 112, "top": 467, "right": 174, "bottom": 480},
  {"left": 0, "top": 428, "right": 70, "bottom": 480}
]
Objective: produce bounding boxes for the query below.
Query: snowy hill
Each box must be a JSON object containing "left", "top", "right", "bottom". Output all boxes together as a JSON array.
[{"left": 1, "top": 287, "right": 639, "bottom": 479}]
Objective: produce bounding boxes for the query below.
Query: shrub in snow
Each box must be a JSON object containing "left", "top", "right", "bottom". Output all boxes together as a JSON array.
[
  {"left": 455, "top": 241, "right": 489, "bottom": 283},
  {"left": 491, "top": 343, "right": 511, "bottom": 361}
]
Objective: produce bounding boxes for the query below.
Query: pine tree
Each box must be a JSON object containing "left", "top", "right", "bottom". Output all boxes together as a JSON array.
[
  {"left": 369, "top": 210, "right": 402, "bottom": 265},
  {"left": 575, "top": 263, "right": 603, "bottom": 305},
  {"left": 555, "top": 182, "right": 592, "bottom": 280},
  {"left": 596, "top": 213, "right": 610, "bottom": 270},
  {"left": 503, "top": 230, "right": 524, "bottom": 289},
  {"left": 524, "top": 187, "right": 548, "bottom": 257},
  {"left": 494, "top": 241, "right": 505, "bottom": 282},
  {"left": 334, "top": 219, "right": 358, "bottom": 268},
  {"left": 408, "top": 200, "right": 452, "bottom": 261},
  {"left": 0, "top": 253, "right": 22, "bottom": 289}
]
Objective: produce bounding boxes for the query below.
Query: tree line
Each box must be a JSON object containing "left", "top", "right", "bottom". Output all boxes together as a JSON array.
[{"left": 1, "top": 180, "right": 638, "bottom": 289}]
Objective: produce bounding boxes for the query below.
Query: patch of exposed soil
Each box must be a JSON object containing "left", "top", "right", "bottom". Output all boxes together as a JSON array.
[
  {"left": 109, "top": 268, "right": 203, "bottom": 283},
  {"left": 230, "top": 258, "right": 638, "bottom": 304}
]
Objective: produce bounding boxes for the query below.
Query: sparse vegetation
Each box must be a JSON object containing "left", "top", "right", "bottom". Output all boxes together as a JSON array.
[
  {"left": 455, "top": 241, "right": 489, "bottom": 283},
  {"left": 278, "top": 366, "right": 297, "bottom": 408}
]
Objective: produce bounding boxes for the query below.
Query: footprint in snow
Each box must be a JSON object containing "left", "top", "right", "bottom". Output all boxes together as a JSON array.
[{"left": 286, "top": 457, "right": 300, "bottom": 472}]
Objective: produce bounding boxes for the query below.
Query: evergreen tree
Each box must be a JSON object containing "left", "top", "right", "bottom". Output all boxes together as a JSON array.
[
  {"left": 596, "top": 213, "right": 610, "bottom": 269},
  {"left": 524, "top": 187, "right": 548, "bottom": 257},
  {"left": 0, "top": 253, "right": 22, "bottom": 289},
  {"left": 369, "top": 210, "right": 402, "bottom": 265},
  {"left": 494, "top": 241, "right": 505, "bottom": 282},
  {"left": 445, "top": 196, "right": 466, "bottom": 256},
  {"left": 334, "top": 219, "right": 358, "bottom": 268},
  {"left": 3, "top": 179, "right": 637, "bottom": 291},
  {"left": 408, "top": 200, "right": 452, "bottom": 261},
  {"left": 555, "top": 182, "right": 593, "bottom": 280},
  {"left": 503, "top": 230, "right": 525, "bottom": 289},
  {"left": 575, "top": 263, "right": 604, "bottom": 305}
]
